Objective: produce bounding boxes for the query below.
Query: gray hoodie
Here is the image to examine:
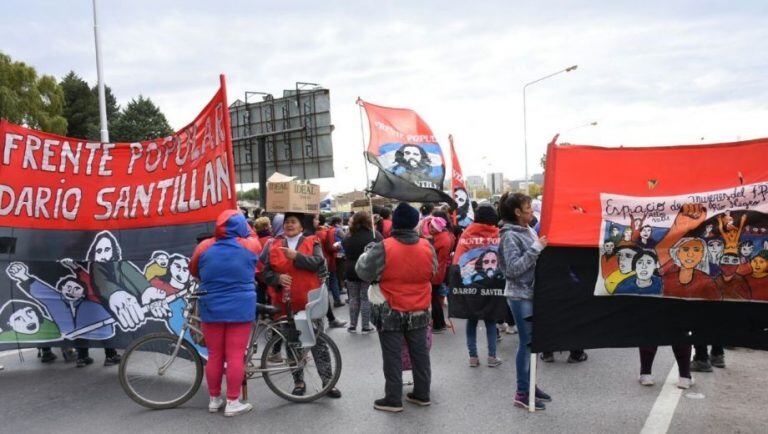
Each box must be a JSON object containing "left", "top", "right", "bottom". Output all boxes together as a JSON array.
[{"left": 498, "top": 221, "right": 544, "bottom": 300}]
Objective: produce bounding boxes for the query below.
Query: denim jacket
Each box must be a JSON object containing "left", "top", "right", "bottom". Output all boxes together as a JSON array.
[{"left": 498, "top": 222, "right": 543, "bottom": 300}]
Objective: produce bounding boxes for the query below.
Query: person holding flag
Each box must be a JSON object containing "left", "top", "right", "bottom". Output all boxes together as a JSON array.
[{"left": 448, "top": 204, "right": 507, "bottom": 367}]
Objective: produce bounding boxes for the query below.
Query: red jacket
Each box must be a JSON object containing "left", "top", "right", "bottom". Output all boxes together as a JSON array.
[
  {"left": 319, "top": 226, "right": 340, "bottom": 272},
  {"left": 381, "top": 219, "right": 393, "bottom": 238},
  {"left": 431, "top": 230, "right": 454, "bottom": 285},
  {"left": 266, "top": 236, "right": 322, "bottom": 315},
  {"left": 380, "top": 237, "right": 434, "bottom": 311}
]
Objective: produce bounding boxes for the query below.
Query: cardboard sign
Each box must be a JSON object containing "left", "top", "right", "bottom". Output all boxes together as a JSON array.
[{"left": 265, "top": 172, "right": 321, "bottom": 213}]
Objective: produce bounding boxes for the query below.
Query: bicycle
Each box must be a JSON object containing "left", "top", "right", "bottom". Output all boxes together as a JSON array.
[{"left": 118, "top": 285, "right": 342, "bottom": 409}]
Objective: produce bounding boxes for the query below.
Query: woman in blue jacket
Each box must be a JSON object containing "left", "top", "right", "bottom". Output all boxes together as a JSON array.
[{"left": 190, "top": 210, "right": 262, "bottom": 417}]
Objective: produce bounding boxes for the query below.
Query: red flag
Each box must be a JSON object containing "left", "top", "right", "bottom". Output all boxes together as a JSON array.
[
  {"left": 449, "top": 135, "right": 473, "bottom": 228},
  {"left": 358, "top": 99, "right": 453, "bottom": 205}
]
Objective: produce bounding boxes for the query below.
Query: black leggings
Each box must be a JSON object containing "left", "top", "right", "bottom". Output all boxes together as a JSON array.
[{"left": 639, "top": 345, "right": 691, "bottom": 378}]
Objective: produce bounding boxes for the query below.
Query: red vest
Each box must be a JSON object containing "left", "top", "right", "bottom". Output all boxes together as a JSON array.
[
  {"left": 379, "top": 237, "right": 434, "bottom": 312},
  {"left": 267, "top": 236, "right": 322, "bottom": 315}
]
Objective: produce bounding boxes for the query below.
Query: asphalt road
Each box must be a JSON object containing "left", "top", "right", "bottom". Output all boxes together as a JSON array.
[{"left": 1, "top": 304, "right": 766, "bottom": 434}]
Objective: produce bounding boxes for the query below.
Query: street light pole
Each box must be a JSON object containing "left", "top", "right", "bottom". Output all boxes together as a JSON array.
[{"left": 522, "top": 64, "right": 577, "bottom": 194}]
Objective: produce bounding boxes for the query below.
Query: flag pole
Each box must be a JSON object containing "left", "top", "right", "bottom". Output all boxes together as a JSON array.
[
  {"left": 357, "top": 99, "right": 376, "bottom": 237},
  {"left": 92, "top": 0, "right": 109, "bottom": 143}
]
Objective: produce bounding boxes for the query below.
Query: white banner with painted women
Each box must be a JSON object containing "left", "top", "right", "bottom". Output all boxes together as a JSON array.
[{"left": 596, "top": 181, "right": 768, "bottom": 302}]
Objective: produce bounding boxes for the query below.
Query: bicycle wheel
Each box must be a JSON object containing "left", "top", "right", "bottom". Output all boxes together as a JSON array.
[
  {"left": 260, "top": 332, "right": 342, "bottom": 403},
  {"left": 119, "top": 333, "right": 204, "bottom": 409}
]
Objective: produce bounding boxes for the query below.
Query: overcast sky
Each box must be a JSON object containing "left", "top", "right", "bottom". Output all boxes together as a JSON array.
[{"left": 3, "top": 0, "right": 768, "bottom": 193}]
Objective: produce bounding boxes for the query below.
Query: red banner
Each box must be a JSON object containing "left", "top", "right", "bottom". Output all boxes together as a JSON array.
[
  {"left": 449, "top": 135, "right": 473, "bottom": 228},
  {"left": 0, "top": 76, "right": 236, "bottom": 230},
  {"left": 541, "top": 137, "right": 768, "bottom": 302},
  {"left": 541, "top": 137, "right": 768, "bottom": 247}
]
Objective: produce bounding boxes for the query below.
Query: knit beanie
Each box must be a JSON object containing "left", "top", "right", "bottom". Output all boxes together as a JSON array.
[
  {"left": 474, "top": 204, "right": 499, "bottom": 225},
  {"left": 392, "top": 202, "right": 420, "bottom": 230}
]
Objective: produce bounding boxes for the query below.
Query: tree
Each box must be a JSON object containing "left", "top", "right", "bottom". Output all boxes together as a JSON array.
[
  {"left": 528, "top": 183, "right": 542, "bottom": 197},
  {"left": 237, "top": 188, "right": 260, "bottom": 201},
  {"left": 110, "top": 95, "right": 173, "bottom": 142},
  {"left": 61, "top": 71, "right": 98, "bottom": 139},
  {"left": 540, "top": 153, "right": 547, "bottom": 170},
  {"left": 474, "top": 188, "right": 491, "bottom": 199},
  {"left": 0, "top": 52, "right": 67, "bottom": 134}
]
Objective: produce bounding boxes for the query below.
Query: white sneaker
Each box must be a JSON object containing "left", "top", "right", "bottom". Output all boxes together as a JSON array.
[
  {"left": 677, "top": 376, "right": 695, "bottom": 389},
  {"left": 638, "top": 374, "right": 654, "bottom": 386},
  {"left": 224, "top": 399, "right": 253, "bottom": 417},
  {"left": 506, "top": 325, "right": 518, "bottom": 335},
  {"left": 208, "top": 396, "right": 226, "bottom": 413}
]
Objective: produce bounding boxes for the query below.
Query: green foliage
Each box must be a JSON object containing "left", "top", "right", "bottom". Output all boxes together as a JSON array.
[
  {"left": 61, "top": 71, "right": 98, "bottom": 139},
  {"left": 540, "top": 153, "right": 547, "bottom": 170},
  {"left": 0, "top": 52, "right": 67, "bottom": 134},
  {"left": 237, "top": 188, "right": 260, "bottom": 201},
  {"left": 528, "top": 183, "right": 542, "bottom": 197},
  {"left": 110, "top": 95, "right": 173, "bottom": 142}
]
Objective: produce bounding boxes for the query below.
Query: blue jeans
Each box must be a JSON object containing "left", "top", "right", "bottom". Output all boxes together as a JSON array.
[
  {"left": 508, "top": 298, "right": 533, "bottom": 393},
  {"left": 327, "top": 272, "right": 342, "bottom": 302},
  {"left": 466, "top": 319, "right": 497, "bottom": 358}
]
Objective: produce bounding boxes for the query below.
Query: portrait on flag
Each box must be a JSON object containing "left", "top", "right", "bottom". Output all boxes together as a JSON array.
[
  {"left": 358, "top": 99, "right": 453, "bottom": 205},
  {"left": 448, "top": 216, "right": 507, "bottom": 321},
  {"left": 449, "top": 135, "right": 474, "bottom": 229}
]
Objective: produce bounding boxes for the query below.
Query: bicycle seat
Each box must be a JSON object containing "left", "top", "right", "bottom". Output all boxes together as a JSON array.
[{"left": 256, "top": 303, "right": 281, "bottom": 315}]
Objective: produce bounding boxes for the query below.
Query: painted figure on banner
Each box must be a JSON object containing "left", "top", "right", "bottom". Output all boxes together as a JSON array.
[
  {"left": 0, "top": 300, "right": 61, "bottom": 343},
  {"left": 596, "top": 185, "right": 768, "bottom": 302},
  {"left": 144, "top": 251, "right": 170, "bottom": 281},
  {"left": 86, "top": 231, "right": 171, "bottom": 331},
  {"left": 1, "top": 231, "right": 203, "bottom": 350},
  {"left": 5, "top": 262, "right": 114, "bottom": 340}
]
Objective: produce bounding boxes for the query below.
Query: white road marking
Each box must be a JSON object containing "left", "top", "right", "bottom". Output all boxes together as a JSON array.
[{"left": 640, "top": 362, "right": 684, "bottom": 434}]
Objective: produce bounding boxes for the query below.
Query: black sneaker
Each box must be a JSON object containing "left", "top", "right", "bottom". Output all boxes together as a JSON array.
[
  {"left": 535, "top": 387, "right": 552, "bottom": 402},
  {"left": 104, "top": 354, "right": 122, "bottom": 366},
  {"left": 333, "top": 301, "right": 345, "bottom": 308},
  {"left": 405, "top": 392, "right": 431, "bottom": 406},
  {"left": 690, "top": 359, "right": 713, "bottom": 373},
  {"left": 567, "top": 351, "right": 588, "bottom": 363},
  {"left": 347, "top": 326, "right": 357, "bottom": 333},
  {"left": 540, "top": 352, "right": 554, "bottom": 363},
  {"left": 374, "top": 398, "right": 403, "bottom": 413},
  {"left": 360, "top": 327, "right": 375, "bottom": 334},
  {"left": 710, "top": 354, "right": 726, "bottom": 368},
  {"left": 326, "top": 387, "right": 342, "bottom": 399},
  {"left": 40, "top": 351, "right": 57, "bottom": 364},
  {"left": 76, "top": 357, "right": 94, "bottom": 368}
]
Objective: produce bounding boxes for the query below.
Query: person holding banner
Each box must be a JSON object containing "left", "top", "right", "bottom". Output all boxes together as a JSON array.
[
  {"left": 497, "top": 192, "right": 551, "bottom": 411},
  {"left": 448, "top": 204, "right": 506, "bottom": 367},
  {"left": 356, "top": 203, "right": 437, "bottom": 413},
  {"left": 190, "top": 209, "right": 262, "bottom": 417}
]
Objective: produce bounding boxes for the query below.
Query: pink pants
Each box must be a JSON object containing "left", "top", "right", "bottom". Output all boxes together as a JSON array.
[{"left": 202, "top": 322, "right": 252, "bottom": 400}]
